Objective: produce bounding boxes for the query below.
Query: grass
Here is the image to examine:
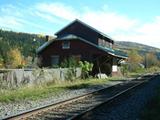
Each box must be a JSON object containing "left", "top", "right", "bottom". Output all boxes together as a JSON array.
[
  {"left": 125, "top": 66, "right": 160, "bottom": 78},
  {"left": 140, "top": 87, "right": 160, "bottom": 120},
  {"left": 0, "top": 77, "right": 123, "bottom": 103},
  {"left": 1, "top": 66, "right": 159, "bottom": 103}
]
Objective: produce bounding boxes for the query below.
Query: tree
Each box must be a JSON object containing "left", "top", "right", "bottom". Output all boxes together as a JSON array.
[
  {"left": 144, "top": 52, "right": 159, "bottom": 68},
  {"left": 128, "top": 49, "right": 142, "bottom": 64},
  {"left": 0, "top": 29, "right": 45, "bottom": 68},
  {"left": 7, "top": 48, "right": 25, "bottom": 68},
  {"left": 0, "top": 55, "right": 4, "bottom": 68},
  {"left": 127, "top": 49, "right": 143, "bottom": 72}
]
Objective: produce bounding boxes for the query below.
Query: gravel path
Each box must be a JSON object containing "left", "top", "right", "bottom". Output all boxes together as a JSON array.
[
  {"left": 78, "top": 75, "right": 160, "bottom": 120},
  {"left": 0, "top": 80, "right": 124, "bottom": 119}
]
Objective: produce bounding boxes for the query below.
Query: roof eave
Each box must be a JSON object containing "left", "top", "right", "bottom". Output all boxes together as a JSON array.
[
  {"left": 37, "top": 34, "right": 128, "bottom": 59},
  {"left": 55, "top": 19, "right": 115, "bottom": 43}
]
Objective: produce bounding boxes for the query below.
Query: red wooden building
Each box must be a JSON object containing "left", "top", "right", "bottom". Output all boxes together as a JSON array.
[{"left": 37, "top": 19, "right": 127, "bottom": 76}]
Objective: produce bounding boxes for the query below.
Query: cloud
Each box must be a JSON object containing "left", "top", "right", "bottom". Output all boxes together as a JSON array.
[
  {"left": 35, "top": 2, "right": 79, "bottom": 21},
  {"left": 0, "top": 4, "right": 53, "bottom": 33},
  {"left": 0, "top": 16, "right": 24, "bottom": 30},
  {"left": 112, "top": 16, "right": 160, "bottom": 48},
  {"left": 0, "top": 4, "right": 24, "bottom": 30},
  {"left": 81, "top": 10, "right": 138, "bottom": 33},
  {"left": 137, "top": 16, "right": 160, "bottom": 35},
  {"left": 0, "top": 2, "right": 159, "bottom": 48},
  {"left": 0, "top": 2, "right": 138, "bottom": 33},
  {"left": 0, "top": 4, "right": 23, "bottom": 17},
  {"left": 34, "top": 11, "right": 65, "bottom": 24},
  {"left": 35, "top": 3, "right": 138, "bottom": 33}
]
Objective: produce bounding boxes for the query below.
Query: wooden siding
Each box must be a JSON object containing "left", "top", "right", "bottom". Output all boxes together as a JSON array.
[
  {"left": 56, "top": 21, "right": 99, "bottom": 44},
  {"left": 38, "top": 39, "right": 109, "bottom": 67}
]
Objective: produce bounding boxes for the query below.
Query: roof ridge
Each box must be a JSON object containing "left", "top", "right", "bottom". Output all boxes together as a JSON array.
[{"left": 55, "top": 19, "right": 114, "bottom": 42}]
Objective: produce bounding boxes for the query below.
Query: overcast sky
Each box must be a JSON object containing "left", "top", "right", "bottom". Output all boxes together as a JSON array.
[{"left": 0, "top": 0, "right": 160, "bottom": 48}]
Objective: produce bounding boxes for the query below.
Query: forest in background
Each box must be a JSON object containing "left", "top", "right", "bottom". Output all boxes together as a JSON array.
[
  {"left": 0, "top": 29, "right": 160, "bottom": 70},
  {"left": 0, "top": 29, "right": 45, "bottom": 68}
]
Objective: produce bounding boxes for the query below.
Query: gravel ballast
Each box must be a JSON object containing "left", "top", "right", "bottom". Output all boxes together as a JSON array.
[
  {"left": 0, "top": 80, "right": 123, "bottom": 119},
  {"left": 78, "top": 75, "right": 160, "bottom": 120}
]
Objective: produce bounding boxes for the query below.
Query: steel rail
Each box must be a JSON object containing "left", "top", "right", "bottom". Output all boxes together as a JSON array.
[
  {"left": 2, "top": 73, "right": 157, "bottom": 120},
  {"left": 3, "top": 81, "right": 124, "bottom": 120},
  {"left": 70, "top": 74, "right": 158, "bottom": 120}
]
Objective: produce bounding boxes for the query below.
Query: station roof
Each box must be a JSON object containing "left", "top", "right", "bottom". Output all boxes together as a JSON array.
[
  {"left": 37, "top": 34, "right": 128, "bottom": 59},
  {"left": 55, "top": 19, "right": 114, "bottom": 43}
]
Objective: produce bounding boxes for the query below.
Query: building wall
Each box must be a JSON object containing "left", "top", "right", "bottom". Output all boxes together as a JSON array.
[
  {"left": 38, "top": 39, "right": 107, "bottom": 67},
  {"left": 38, "top": 39, "right": 124, "bottom": 76},
  {"left": 98, "top": 38, "right": 113, "bottom": 48},
  {"left": 56, "top": 21, "right": 99, "bottom": 44}
]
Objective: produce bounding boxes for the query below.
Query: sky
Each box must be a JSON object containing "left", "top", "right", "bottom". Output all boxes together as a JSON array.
[{"left": 0, "top": 0, "right": 160, "bottom": 48}]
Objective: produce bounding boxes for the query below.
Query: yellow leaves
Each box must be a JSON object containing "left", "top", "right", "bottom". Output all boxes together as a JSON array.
[
  {"left": 128, "top": 49, "right": 142, "bottom": 64},
  {"left": 7, "top": 48, "right": 25, "bottom": 68},
  {"left": 37, "top": 33, "right": 45, "bottom": 38},
  {"left": 0, "top": 63, "right": 3, "bottom": 68},
  {"left": 0, "top": 56, "right": 4, "bottom": 68},
  {"left": 145, "top": 52, "right": 159, "bottom": 67}
]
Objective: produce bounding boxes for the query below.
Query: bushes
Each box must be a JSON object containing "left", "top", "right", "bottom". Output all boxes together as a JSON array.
[
  {"left": 79, "top": 61, "right": 93, "bottom": 79},
  {"left": 6, "top": 48, "right": 25, "bottom": 68},
  {"left": 60, "top": 57, "right": 78, "bottom": 68},
  {"left": 121, "top": 63, "right": 144, "bottom": 74},
  {"left": 60, "top": 57, "right": 93, "bottom": 80},
  {"left": 0, "top": 56, "right": 4, "bottom": 68},
  {"left": 146, "top": 66, "right": 160, "bottom": 73},
  {"left": 60, "top": 57, "right": 78, "bottom": 81},
  {"left": 65, "top": 68, "right": 76, "bottom": 81}
]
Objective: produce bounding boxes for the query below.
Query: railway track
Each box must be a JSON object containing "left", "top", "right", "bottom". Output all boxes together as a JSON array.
[{"left": 3, "top": 74, "right": 157, "bottom": 120}]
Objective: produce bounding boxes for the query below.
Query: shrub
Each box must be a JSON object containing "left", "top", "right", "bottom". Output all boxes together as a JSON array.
[
  {"left": 6, "top": 48, "right": 25, "bottom": 68},
  {"left": 79, "top": 61, "right": 93, "bottom": 79},
  {"left": 65, "top": 68, "right": 76, "bottom": 81},
  {"left": 121, "top": 64, "right": 128, "bottom": 76},
  {"left": 51, "top": 64, "right": 59, "bottom": 68},
  {"left": 146, "top": 66, "right": 160, "bottom": 73},
  {"left": 60, "top": 57, "right": 78, "bottom": 81},
  {"left": 60, "top": 57, "right": 78, "bottom": 68},
  {"left": 0, "top": 56, "right": 4, "bottom": 68}
]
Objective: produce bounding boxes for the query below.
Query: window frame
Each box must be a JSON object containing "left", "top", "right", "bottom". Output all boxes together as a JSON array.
[
  {"left": 51, "top": 55, "right": 59, "bottom": 65},
  {"left": 62, "top": 41, "right": 70, "bottom": 49}
]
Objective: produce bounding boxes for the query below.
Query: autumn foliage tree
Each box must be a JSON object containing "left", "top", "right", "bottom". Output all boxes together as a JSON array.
[
  {"left": 7, "top": 48, "right": 25, "bottom": 68},
  {"left": 144, "top": 52, "right": 159, "bottom": 68},
  {"left": 127, "top": 49, "right": 143, "bottom": 72},
  {"left": 0, "top": 55, "right": 4, "bottom": 68},
  {"left": 128, "top": 49, "right": 142, "bottom": 64}
]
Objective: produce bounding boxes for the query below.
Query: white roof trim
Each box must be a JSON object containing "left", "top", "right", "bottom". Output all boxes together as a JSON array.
[{"left": 36, "top": 39, "right": 55, "bottom": 53}]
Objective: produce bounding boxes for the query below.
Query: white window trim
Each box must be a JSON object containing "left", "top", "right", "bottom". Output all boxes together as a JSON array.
[{"left": 62, "top": 41, "right": 70, "bottom": 49}]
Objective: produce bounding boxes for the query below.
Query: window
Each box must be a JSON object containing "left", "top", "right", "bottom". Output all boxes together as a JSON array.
[
  {"left": 102, "top": 40, "right": 106, "bottom": 47},
  {"left": 62, "top": 41, "right": 70, "bottom": 49},
  {"left": 98, "top": 38, "right": 103, "bottom": 46},
  {"left": 109, "top": 43, "right": 113, "bottom": 48},
  {"left": 51, "top": 55, "right": 59, "bottom": 65}
]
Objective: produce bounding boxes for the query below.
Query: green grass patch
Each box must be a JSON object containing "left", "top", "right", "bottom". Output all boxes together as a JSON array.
[
  {"left": 0, "top": 77, "right": 123, "bottom": 103},
  {"left": 140, "top": 87, "right": 160, "bottom": 120},
  {"left": 125, "top": 67, "right": 160, "bottom": 78},
  {"left": 0, "top": 85, "right": 65, "bottom": 103}
]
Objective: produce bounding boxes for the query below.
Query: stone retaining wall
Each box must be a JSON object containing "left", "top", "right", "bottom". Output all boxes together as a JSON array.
[{"left": 0, "top": 68, "right": 81, "bottom": 89}]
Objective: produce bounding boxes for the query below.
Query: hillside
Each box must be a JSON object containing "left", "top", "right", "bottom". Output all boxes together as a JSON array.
[
  {"left": 0, "top": 29, "right": 47, "bottom": 67},
  {"left": 115, "top": 41, "right": 160, "bottom": 52},
  {"left": 0, "top": 29, "right": 46, "bottom": 57},
  {"left": 0, "top": 29, "right": 160, "bottom": 68},
  {"left": 115, "top": 41, "right": 160, "bottom": 59}
]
